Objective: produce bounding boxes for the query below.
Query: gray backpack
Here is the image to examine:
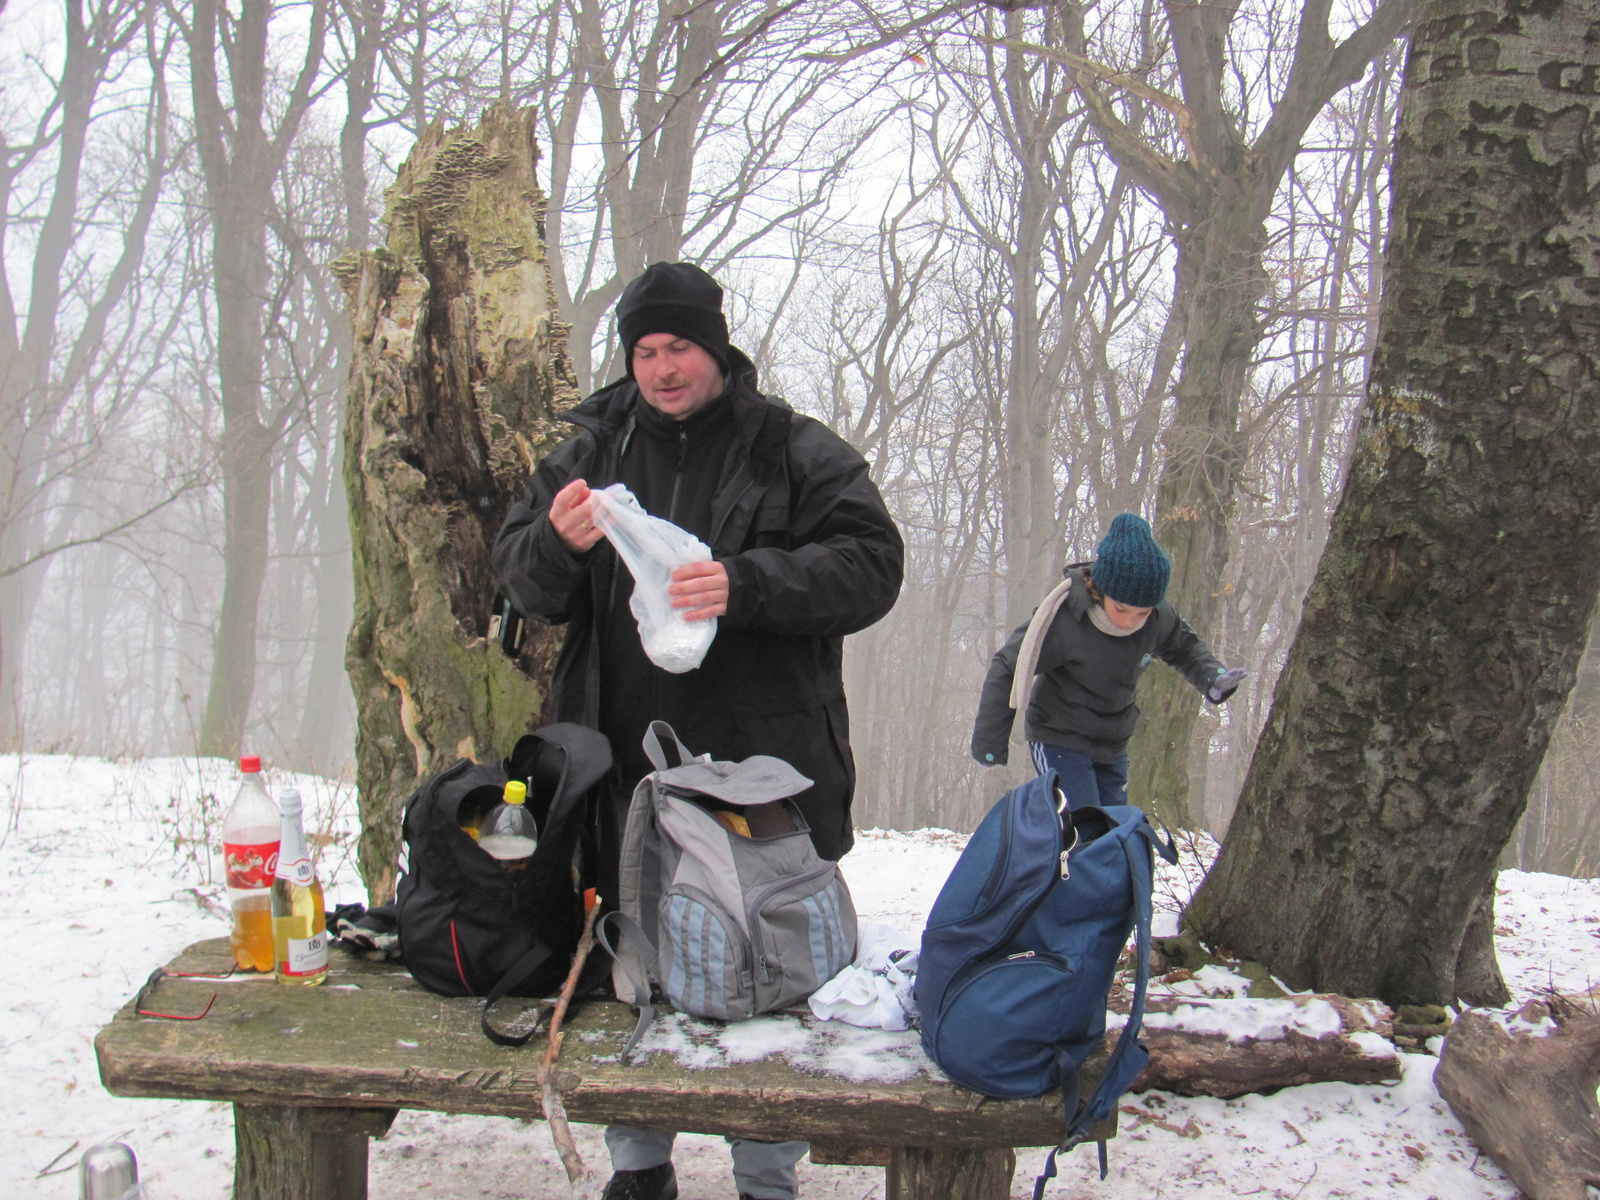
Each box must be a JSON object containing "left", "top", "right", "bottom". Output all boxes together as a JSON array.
[{"left": 604, "top": 722, "right": 857, "bottom": 1057}]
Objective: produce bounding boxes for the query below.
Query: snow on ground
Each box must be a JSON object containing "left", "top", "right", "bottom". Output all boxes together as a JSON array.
[{"left": 4, "top": 754, "right": 1597, "bottom": 1199}]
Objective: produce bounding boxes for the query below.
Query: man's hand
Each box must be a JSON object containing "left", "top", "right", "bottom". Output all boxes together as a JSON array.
[
  {"left": 669, "top": 560, "right": 729, "bottom": 622},
  {"left": 1208, "top": 666, "right": 1248, "bottom": 703},
  {"left": 550, "top": 478, "right": 604, "bottom": 554}
]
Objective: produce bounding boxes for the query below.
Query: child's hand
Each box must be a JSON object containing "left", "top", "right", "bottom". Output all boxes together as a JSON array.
[{"left": 1208, "top": 667, "right": 1248, "bottom": 702}]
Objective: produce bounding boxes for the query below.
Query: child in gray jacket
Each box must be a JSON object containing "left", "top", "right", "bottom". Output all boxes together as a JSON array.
[{"left": 971, "top": 513, "right": 1246, "bottom": 808}]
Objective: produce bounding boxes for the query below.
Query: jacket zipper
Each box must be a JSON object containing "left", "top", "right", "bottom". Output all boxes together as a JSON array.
[{"left": 668, "top": 425, "right": 688, "bottom": 524}]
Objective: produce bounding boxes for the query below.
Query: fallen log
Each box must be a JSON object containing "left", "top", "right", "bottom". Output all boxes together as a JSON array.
[
  {"left": 1435, "top": 994, "right": 1600, "bottom": 1200},
  {"left": 1111, "top": 992, "right": 1401, "bottom": 1098}
]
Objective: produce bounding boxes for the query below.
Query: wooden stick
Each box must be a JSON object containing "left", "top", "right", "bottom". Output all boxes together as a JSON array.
[{"left": 543, "top": 893, "right": 604, "bottom": 1199}]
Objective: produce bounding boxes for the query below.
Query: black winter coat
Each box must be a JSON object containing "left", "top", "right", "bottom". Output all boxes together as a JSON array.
[
  {"left": 971, "top": 566, "right": 1225, "bottom": 766},
  {"left": 491, "top": 351, "right": 904, "bottom": 862}
]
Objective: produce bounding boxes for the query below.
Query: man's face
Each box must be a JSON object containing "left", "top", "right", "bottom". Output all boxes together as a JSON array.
[
  {"left": 1103, "top": 596, "right": 1154, "bottom": 631},
  {"left": 632, "top": 333, "right": 725, "bottom": 420}
]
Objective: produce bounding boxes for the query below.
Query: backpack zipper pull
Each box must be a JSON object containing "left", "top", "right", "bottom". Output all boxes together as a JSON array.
[
  {"left": 1059, "top": 824, "right": 1078, "bottom": 880},
  {"left": 1008, "top": 950, "right": 1035, "bottom": 960}
]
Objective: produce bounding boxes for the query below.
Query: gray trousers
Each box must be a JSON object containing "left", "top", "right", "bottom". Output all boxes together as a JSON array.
[{"left": 605, "top": 1124, "right": 807, "bottom": 1199}]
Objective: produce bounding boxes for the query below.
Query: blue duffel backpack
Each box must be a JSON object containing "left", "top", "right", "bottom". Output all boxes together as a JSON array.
[{"left": 916, "top": 770, "right": 1177, "bottom": 1195}]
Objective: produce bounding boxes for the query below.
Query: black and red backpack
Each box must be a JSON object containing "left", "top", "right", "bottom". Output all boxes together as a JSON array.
[{"left": 393, "top": 722, "right": 613, "bottom": 1043}]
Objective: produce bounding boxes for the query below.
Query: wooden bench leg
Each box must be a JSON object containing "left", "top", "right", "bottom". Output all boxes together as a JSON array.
[
  {"left": 234, "top": 1103, "right": 398, "bottom": 1200},
  {"left": 886, "top": 1145, "right": 1016, "bottom": 1200}
]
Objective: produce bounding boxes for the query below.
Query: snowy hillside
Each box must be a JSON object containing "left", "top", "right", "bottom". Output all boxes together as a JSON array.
[{"left": 4, "top": 754, "right": 1596, "bottom": 1199}]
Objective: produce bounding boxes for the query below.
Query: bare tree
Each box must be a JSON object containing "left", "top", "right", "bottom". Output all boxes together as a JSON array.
[
  {"left": 177, "top": 0, "right": 330, "bottom": 757},
  {"left": 923, "top": 9, "right": 1134, "bottom": 629},
  {"left": 517, "top": 0, "right": 868, "bottom": 390},
  {"left": 0, "top": 0, "right": 189, "bottom": 743}
]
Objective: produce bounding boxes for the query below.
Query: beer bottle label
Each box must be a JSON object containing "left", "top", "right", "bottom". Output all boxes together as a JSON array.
[{"left": 283, "top": 933, "right": 329, "bottom": 975}]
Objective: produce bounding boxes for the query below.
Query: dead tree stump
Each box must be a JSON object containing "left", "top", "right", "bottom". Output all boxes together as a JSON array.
[
  {"left": 335, "top": 105, "right": 579, "bottom": 902},
  {"left": 1435, "top": 995, "right": 1600, "bottom": 1200}
]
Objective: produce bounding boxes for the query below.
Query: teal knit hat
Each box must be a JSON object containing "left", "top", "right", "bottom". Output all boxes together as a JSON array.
[{"left": 1092, "top": 513, "right": 1170, "bottom": 607}]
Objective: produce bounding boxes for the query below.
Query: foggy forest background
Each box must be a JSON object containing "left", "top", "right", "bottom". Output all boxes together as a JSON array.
[{"left": 1, "top": 0, "right": 1594, "bottom": 877}]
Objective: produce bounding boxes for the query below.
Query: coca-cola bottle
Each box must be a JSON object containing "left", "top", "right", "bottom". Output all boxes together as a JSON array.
[
  {"left": 222, "top": 756, "right": 279, "bottom": 972},
  {"left": 271, "top": 788, "right": 329, "bottom": 985}
]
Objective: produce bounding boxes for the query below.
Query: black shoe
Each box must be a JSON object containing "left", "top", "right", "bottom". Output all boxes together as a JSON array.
[{"left": 601, "top": 1163, "right": 678, "bottom": 1200}]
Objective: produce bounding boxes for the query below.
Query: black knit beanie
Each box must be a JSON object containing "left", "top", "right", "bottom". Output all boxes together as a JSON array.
[
  {"left": 616, "top": 262, "right": 731, "bottom": 377},
  {"left": 1092, "top": 513, "right": 1171, "bottom": 607}
]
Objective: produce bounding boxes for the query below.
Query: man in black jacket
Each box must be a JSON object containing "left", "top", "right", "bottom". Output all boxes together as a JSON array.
[{"left": 492, "top": 262, "right": 903, "bottom": 1200}]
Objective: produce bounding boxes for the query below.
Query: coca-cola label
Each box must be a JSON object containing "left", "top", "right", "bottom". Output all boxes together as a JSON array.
[
  {"left": 276, "top": 855, "right": 315, "bottom": 886},
  {"left": 224, "top": 841, "right": 279, "bottom": 890},
  {"left": 283, "top": 932, "right": 329, "bottom": 975}
]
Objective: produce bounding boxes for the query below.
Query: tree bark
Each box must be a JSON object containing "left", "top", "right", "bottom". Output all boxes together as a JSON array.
[
  {"left": 1435, "top": 997, "right": 1600, "bottom": 1200},
  {"left": 337, "top": 105, "right": 578, "bottom": 903},
  {"left": 1188, "top": 0, "right": 1600, "bottom": 1006}
]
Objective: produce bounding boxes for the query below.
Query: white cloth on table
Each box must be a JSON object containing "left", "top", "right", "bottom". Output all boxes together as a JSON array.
[{"left": 808, "top": 920, "right": 920, "bottom": 1031}]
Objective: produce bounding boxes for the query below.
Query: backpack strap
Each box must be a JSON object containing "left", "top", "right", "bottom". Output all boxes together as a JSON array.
[
  {"left": 1139, "top": 817, "right": 1181, "bottom": 866},
  {"left": 641, "top": 721, "right": 698, "bottom": 772},
  {"left": 479, "top": 941, "right": 558, "bottom": 1047},
  {"left": 594, "top": 910, "right": 658, "bottom": 1064},
  {"left": 1034, "top": 821, "right": 1161, "bottom": 1194}
]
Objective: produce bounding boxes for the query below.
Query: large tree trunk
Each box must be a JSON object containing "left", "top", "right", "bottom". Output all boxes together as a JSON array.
[
  {"left": 1187, "top": 0, "right": 1600, "bottom": 1007},
  {"left": 337, "top": 105, "right": 577, "bottom": 903}
]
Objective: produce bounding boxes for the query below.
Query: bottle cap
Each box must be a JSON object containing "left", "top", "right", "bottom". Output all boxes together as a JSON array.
[
  {"left": 239, "top": 755, "right": 262, "bottom": 773},
  {"left": 503, "top": 781, "right": 527, "bottom": 806},
  {"left": 278, "top": 787, "right": 303, "bottom": 817}
]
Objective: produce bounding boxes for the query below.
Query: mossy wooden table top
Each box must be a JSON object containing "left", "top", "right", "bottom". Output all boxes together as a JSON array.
[{"left": 95, "top": 938, "right": 1106, "bottom": 1150}]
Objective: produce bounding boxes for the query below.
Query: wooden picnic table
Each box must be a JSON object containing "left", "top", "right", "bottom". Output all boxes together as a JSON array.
[{"left": 95, "top": 938, "right": 1111, "bottom": 1200}]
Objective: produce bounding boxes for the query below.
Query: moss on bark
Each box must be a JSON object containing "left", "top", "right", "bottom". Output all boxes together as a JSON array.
[{"left": 337, "top": 106, "right": 578, "bottom": 902}]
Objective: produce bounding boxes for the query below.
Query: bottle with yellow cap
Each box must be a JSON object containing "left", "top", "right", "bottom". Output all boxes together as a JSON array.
[{"left": 478, "top": 780, "right": 539, "bottom": 877}]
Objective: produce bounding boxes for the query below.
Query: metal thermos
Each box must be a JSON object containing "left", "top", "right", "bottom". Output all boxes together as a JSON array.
[{"left": 78, "top": 1142, "right": 139, "bottom": 1200}]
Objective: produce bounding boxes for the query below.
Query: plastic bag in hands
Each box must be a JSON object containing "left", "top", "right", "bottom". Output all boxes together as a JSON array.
[{"left": 589, "top": 483, "right": 717, "bottom": 673}]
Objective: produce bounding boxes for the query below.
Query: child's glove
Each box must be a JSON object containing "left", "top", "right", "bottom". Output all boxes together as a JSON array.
[
  {"left": 1207, "top": 667, "right": 1248, "bottom": 703},
  {"left": 974, "top": 745, "right": 1007, "bottom": 766}
]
